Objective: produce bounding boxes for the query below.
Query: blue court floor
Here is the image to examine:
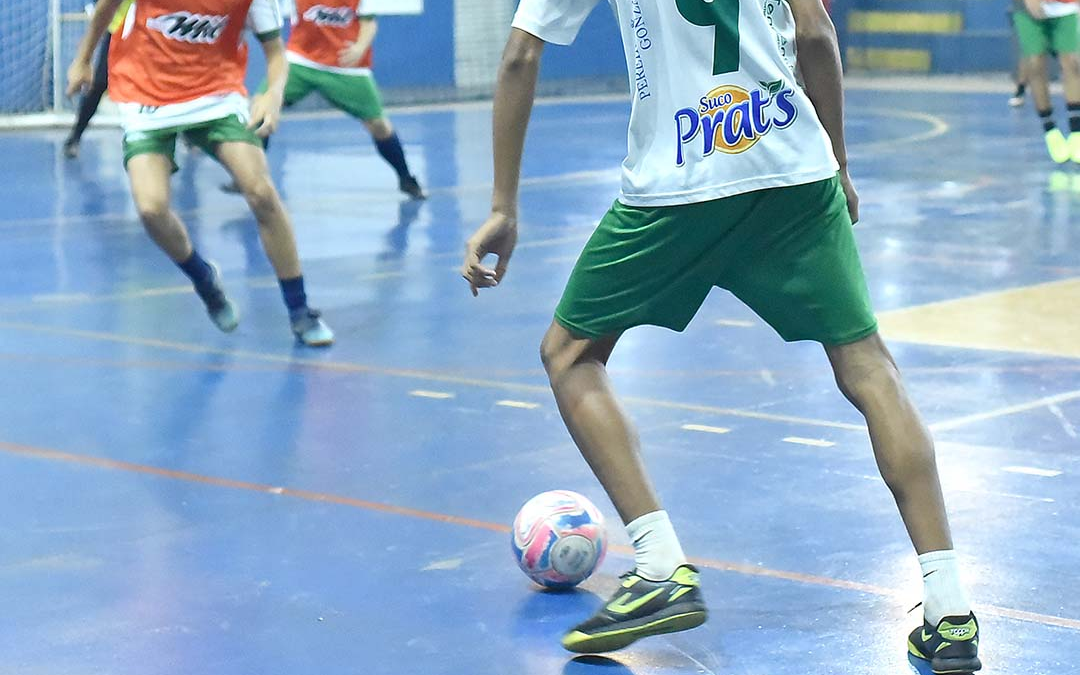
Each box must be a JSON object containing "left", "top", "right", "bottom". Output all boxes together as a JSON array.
[{"left": 0, "top": 85, "right": 1078, "bottom": 675}]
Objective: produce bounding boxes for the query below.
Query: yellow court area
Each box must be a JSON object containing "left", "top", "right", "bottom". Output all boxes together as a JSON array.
[{"left": 878, "top": 278, "right": 1080, "bottom": 359}]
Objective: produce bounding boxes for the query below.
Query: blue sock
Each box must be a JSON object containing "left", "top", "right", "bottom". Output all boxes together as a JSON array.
[
  {"left": 374, "top": 133, "right": 412, "bottom": 180},
  {"left": 1069, "top": 103, "right": 1080, "bottom": 133},
  {"left": 178, "top": 251, "right": 214, "bottom": 289},
  {"left": 279, "top": 276, "right": 307, "bottom": 312}
]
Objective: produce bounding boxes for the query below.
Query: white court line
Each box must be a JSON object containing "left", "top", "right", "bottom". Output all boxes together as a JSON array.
[
  {"left": 1003, "top": 466, "right": 1063, "bottom": 478},
  {"left": 783, "top": 437, "right": 836, "bottom": 448},
  {"left": 409, "top": 390, "right": 455, "bottom": 400},
  {"left": 682, "top": 424, "right": 731, "bottom": 435},
  {"left": 715, "top": 319, "right": 755, "bottom": 327},
  {"left": 930, "top": 388, "right": 1080, "bottom": 432},
  {"left": 496, "top": 400, "right": 540, "bottom": 410}
]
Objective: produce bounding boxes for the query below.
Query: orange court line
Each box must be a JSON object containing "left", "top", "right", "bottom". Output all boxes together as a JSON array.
[{"left": 2, "top": 439, "right": 1079, "bottom": 632}]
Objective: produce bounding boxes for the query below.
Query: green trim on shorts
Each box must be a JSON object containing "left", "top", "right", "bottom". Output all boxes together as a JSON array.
[
  {"left": 1013, "top": 11, "right": 1079, "bottom": 57},
  {"left": 122, "top": 115, "right": 260, "bottom": 170},
  {"left": 554, "top": 175, "right": 879, "bottom": 345},
  {"left": 266, "top": 62, "right": 385, "bottom": 121},
  {"left": 256, "top": 29, "right": 282, "bottom": 42}
]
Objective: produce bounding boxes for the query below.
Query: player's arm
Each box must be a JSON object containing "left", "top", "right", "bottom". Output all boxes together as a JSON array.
[
  {"left": 461, "top": 28, "right": 545, "bottom": 295},
  {"left": 66, "top": 0, "right": 124, "bottom": 96},
  {"left": 250, "top": 35, "right": 288, "bottom": 137},
  {"left": 1023, "top": 0, "right": 1046, "bottom": 19},
  {"left": 340, "top": 15, "right": 378, "bottom": 67},
  {"left": 786, "top": 0, "right": 859, "bottom": 222}
]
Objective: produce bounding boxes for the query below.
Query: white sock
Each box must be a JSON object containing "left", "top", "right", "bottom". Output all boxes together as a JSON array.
[
  {"left": 626, "top": 510, "right": 688, "bottom": 581},
  {"left": 919, "top": 550, "right": 972, "bottom": 625}
]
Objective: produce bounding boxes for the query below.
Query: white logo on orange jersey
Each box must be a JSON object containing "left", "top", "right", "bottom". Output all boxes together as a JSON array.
[
  {"left": 302, "top": 5, "right": 355, "bottom": 27},
  {"left": 147, "top": 12, "right": 230, "bottom": 43}
]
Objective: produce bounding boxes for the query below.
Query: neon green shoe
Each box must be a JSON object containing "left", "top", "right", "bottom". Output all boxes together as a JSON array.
[
  {"left": 908, "top": 613, "right": 982, "bottom": 674},
  {"left": 561, "top": 565, "right": 707, "bottom": 653},
  {"left": 1046, "top": 129, "right": 1071, "bottom": 163},
  {"left": 1069, "top": 132, "right": 1080, "bottom": 164}
]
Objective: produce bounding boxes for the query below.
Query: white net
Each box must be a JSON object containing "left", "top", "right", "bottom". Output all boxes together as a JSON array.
[{"left": 0, "top": 0, "right": 54, "bottom": 114}]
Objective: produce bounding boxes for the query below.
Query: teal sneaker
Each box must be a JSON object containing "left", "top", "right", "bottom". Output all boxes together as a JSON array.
[
  {"left": 195, "top": 262, "right": 239, "bottom": 333},
  {"left": 290, "top": 307, "right": 334, "bottom": 347},
  {"left": 908, "top": 613, "right": 981, "bottom": 674},
  {"left": 561, "top": 565, "right": 707, "bottom": 653}
]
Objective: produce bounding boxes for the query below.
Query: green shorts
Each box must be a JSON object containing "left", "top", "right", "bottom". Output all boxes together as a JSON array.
[
  {"left": 1013, "top": 11, "right": 1079, "bottom": 57},
  {"left": 555, "top": 175, "right": 878, "bottom": 345},
  {"left": 267, "top": 63, "right": 385, "bottom": 121},
  {"left": 122, "top": 115, "right": 260, "bottom": 170}
]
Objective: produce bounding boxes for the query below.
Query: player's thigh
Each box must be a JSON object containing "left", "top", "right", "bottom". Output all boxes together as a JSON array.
[
  {"left": 318, "top": 72, "right": 385, "bottom": 122},
  {"left": 1050, "top": 14, "right": 1080, "bottom": 57},
  {"left": 123, "top": 133, "right": 178, "bottom": 217},
  {"left": 719, "top": 176, "right": 878, "bottom": 346},
  {"left": 185, "top": 116, "right": 265, "bottom": 181},
  {"left": 1013, "top": 11, "right": 1053, "bottom": 57},
  {"left": 214, "top": 139, "right": 278, "bottom": 202},
  {"left": 554, "top": 199, "right": 741, "bottom": 340}
]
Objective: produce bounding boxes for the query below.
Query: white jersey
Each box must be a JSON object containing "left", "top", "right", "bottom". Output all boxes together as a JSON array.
[{"left": 512, "top": 0, "right": 839, "bottom": 206}]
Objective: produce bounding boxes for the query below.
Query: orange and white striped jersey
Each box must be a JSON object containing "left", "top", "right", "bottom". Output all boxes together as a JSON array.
[
  {"left": 109, "top": 0, "right": 282, "bottom": 131},
  {"left": 286, "top": 0, "right": 390, "bottom": 75}
]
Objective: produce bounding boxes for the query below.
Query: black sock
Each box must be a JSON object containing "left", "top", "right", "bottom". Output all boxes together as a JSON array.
[
  {"left": 69, "top": 37, "right": 111, "bottom": 143},
  {"left": 1039, "top": 108, "right": 1056, "bottom": 132},
  {"left": 1069, "top": 103, "right": 1080, "bottom": 133},
  {"left": 178, "top": 250, "right": 214, "bottom": 289},
  {"left": 374, "top": 133, "right": 412, "bottom": 180},
  {"left": 1015, "top": 83, "right": 1026, "bottom": 96},
  {"left": 279, "top": 276, "right": 307, "bottom": 312}
]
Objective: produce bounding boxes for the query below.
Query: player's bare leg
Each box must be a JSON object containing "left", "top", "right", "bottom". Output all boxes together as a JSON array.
[
  {"left": 826, "top": 333, "right": 979, "bottom": 673},
  {"left": 216, "top": 141, "right": 333, "bottom": 346},
  {"left": 127, "top": 153, "right": 238, "bottom": 332},
  {"left": 541, "top": 320, "right": 705, "bottom": 653},
  {"left": 1027, "top": 54, "right": 1072, "bottom": 162},
  {"left": 825, "top": 333, "right": 952, "bottom": 553}
]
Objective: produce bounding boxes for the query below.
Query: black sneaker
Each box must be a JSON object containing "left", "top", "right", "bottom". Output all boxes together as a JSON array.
[
  {"left": 561, "top": 565, "right": 707, "bottom": 653},
  {"left": 908, "top": 613, "right": 982, "bottom": 674},
  {"left": 399, "top": 175, "right": 427, "bottom": 200}
]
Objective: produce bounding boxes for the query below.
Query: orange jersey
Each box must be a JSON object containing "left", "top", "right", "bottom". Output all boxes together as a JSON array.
[
  {"left": 109, "top": 0, "right": 282, "bottom": 107},
  {"left": 287, "top": 0, "right": 373, "bottom": 71}
]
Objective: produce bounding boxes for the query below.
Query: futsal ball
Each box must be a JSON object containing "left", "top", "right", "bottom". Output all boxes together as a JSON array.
[{"left": 511, "top": 489, "right": 606, "bottom": 588}]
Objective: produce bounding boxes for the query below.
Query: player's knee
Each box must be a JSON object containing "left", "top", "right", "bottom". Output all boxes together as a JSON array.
[
  {"left": 539, "top": 330, "right": 564, "bottom": 378},
  {"left": 134, "top": 195, "right": 170, "bottom": 226},
  {"left": 831, "top": 348, "right": 903, "bottom": 413},
  {"left": 241, "top": 179, "right": 282, "bottom": 220},
  {"left": 367, "top": 118, "right": 393, "bottom": 140}
]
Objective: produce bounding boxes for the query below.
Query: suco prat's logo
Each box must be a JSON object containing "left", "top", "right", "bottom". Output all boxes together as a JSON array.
[
  {"left": 303, "top": 5, "right": 355, "bottom": 26},
  {"left": 674, "top": 80, "right": 798, "bottom": 166},
  {"left": 147, "top": 12, "right": 229, "bottom": 44}
]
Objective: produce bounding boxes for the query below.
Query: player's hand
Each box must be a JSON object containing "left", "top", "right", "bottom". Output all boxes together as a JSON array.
[
  {"left": 462, "top": 211, "right": 518, "bottom": 296},
  {"left": 1024, "top": 0, "right": 1046, "bottom": 18},
  {"left": 248, "top": 91, "right": 283, "bottom": 138},
  {"left": 840, "top": 167, "right": 860, "bottom": 224},
  {"left": 338, "top": 43, "right": 367, "bottom": 68},
  {"left": 66, "top": 59, "right": 93, "bottom": 98}
]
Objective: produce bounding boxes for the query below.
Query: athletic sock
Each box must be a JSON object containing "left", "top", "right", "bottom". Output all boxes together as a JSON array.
[
  {"left": 1015, "top": 83, "right": 1026, "bottom": 97},
  {"left": 177, "top": 250, "right": 214, "bottom": 290},
  {"left": 919, "top": 550, "right": 972, "bottom": 625},
  {"left": 374, "top": 133, "right": 413, "bottom": 179},
  {"left": 1068, "top": 103, "right": 1080, "bottom": 133},
  {"left": 1039, "top": 108, "right": 1057, "bottom": 132},
  {"left": 626, "top": 510, "right": 688, "bottom": 581},
  {"left": 279, "top": 275, "right": 308, "bottom": 312}
]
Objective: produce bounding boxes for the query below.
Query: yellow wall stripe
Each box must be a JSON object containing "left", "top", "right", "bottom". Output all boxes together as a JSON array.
[
  {"left": 846, "top": 47, "right": 932, "bottom": 71},
  {"left": 848, "top": 11, "right": 963, "bottom": 34}
]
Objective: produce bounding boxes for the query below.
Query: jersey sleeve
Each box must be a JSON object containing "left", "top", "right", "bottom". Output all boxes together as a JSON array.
[
  {"left": 511, "top": 0, "right": 602, "bottom": 45},
  {"left": 247, "top": 0, "right": 285, "bottom": 39}
]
